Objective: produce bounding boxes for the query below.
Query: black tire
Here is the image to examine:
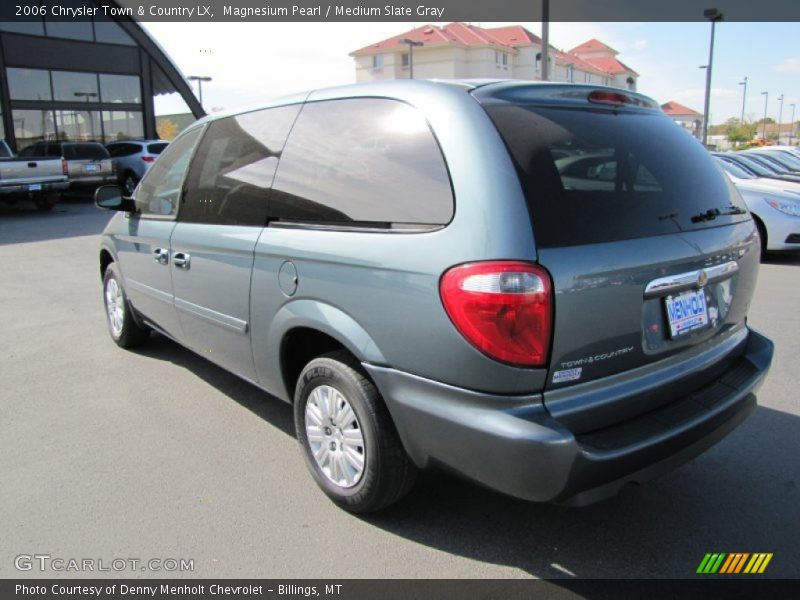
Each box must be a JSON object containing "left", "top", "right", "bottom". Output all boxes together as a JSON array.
[
  {"left": 102, "top": 262, "right": 150, "bottom": 348},
  {"left": 754, "top": 217, "right": 767, "bottom": 257},
  {"left": 121, "top": 171, "right": 139, "bottom": 197},
  {"left": 294, "top": 351, "right": 417, "bottom": 513},
  {"left": 34, "top": 194, "right": 56, "bottom": 212}
]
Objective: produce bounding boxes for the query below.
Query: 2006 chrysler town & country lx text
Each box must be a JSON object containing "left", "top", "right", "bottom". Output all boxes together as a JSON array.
[{"left": 96, "top": 80, "right": 774, "bottom": 513}]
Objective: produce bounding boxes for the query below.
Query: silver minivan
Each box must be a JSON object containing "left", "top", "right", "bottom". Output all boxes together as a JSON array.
[{"left": 96, "top": 80, "right": 773, "bottom": 512}]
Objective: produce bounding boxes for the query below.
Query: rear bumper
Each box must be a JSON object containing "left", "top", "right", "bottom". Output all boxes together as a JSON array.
[
  {"left": 0, "top": 181, "right": 69, "bottom": 196},
  {"left": 68, "top": 174, "right": 116, "bottom": 187},
  {"left": 365, "top": 328, "right": 773, "bottom": 505}
]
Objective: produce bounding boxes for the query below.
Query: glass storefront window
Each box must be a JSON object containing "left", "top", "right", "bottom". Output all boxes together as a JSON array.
[
  {"left": 44, "top": 19, "right": 93, "bottom": 42},
  {"left": 13, "top": 109, "right": 56, "bottom": 149},
  {"left": 0, "top": 21, "right": 45, "bottom": 36},
  {"left": 55, "top": 110, "right": 102, "bottom": 142},
  {"left": 93, "top": 15, "right": 136, "bottom": 45},
  {"left": 99, "top": 74, "right": 141, "bottom": 104},
  {"left": 102, "top": 111, "right": 144, "bottom": 143},
  {"left": 7, "top": 68, "right": 52, "bottom": 101},
  {"left": 52, "top": 70, "right": 99, "bottom": 102}
]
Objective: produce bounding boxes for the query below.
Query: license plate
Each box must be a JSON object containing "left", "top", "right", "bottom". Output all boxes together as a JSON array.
[
  {"left": 85, "top": 164, "right": 98, "bottom": 172},
  {"left": 28, "top": 183, "right": 42, "bottom": 191},
  {"left": 665, "top": 289, "right": 709, "bottom": 338}
]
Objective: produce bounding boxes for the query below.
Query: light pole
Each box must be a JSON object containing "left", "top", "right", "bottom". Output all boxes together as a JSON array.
[
  {"left": 187, "top": 75, "right": 212, "bottom": 107},
  {"left": 761, "top": 91, "right": 769, "bottom": 139},
  {"left": 701, "top": 8, "right": 723, "bottom": 147},
  {"left": 790, "top": 103, "right": 797, "bottom": 145},
  {"left": 398, "top": 39, "right": 423, "bottom": 79},
  {"left": 738, "top": 76, "right": 747, "bottom": 123},
  {"left": 776, "top": 94, "right": 784, "bottom": 143},
  {"left": 541, "top": 0, "right": 550, "bottom": 81}
]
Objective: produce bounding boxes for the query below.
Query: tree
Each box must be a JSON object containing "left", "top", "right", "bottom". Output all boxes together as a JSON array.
[{"left": 156, "top": 119, "right": 179, "bottom": 140}]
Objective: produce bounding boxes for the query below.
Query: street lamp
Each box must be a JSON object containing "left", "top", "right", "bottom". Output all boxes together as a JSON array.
[
  {"left": 776, "top": 94, "right": 784, "bottom": 143},
  {"left": 187, "top": 75, "right": 212, "bottom": 107},
  {"left": 701, "top": 8, "right": 723, "bottom": 147},
  {"left": 73, "top": 92, "right": 98, "bottom": 102},
  {"left": 790, "top": 103, "right": 797, "bottom": 145},
  {"left": 738, "top": 76, "right": 747, "bottom": 123},
  {"left": 761, "top": 91, "right": 769, "bottom": 139},
  {"left": 398, "top": 38, "right": 423, "bottom": 79}
]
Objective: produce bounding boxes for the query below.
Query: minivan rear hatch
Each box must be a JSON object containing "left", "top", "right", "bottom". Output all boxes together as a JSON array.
[{"left": 473, "top": 83, "right": 759, "bottom": 424}]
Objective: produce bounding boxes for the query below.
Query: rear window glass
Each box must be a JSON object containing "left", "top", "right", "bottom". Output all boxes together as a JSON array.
[
  {"left": 484, "top": 105, "right": 748, "bottom": 247},
  {"left": 716, "top": 157, "right": 754, "bottom": 179},
  {"left": 65, "top": 144, "right": 110, "bottom": 160},
  {"left": 148, "top": 143, "right": 168, "bottom": 155}
]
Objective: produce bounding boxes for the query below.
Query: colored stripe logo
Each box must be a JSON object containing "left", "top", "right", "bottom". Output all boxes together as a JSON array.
[{"left": 697, "top": 553, "right": 773, "bottom": 574}]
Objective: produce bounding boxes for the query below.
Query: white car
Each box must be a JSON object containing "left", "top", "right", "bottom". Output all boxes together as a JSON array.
[{"left": 716, "top": 158, "right": 800, "bottom": 252}]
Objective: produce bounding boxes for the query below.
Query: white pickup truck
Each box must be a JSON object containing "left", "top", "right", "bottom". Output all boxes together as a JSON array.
[{"left": 0, "top": 139, "right": 69, "bottom": 211}]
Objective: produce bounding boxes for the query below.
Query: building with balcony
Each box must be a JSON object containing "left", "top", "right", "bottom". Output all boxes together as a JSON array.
[{"left": 351, "top": 24, "right": 638, "bottom": 90}]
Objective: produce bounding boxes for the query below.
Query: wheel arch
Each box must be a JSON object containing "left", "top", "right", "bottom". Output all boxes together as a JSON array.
[{"left": 266, "top": 299, "right": 387, "bottom": 402}]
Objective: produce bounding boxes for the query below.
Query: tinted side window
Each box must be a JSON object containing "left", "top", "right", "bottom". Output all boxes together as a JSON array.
[
  {"left": 108, "top": 143, "right": 139, "bottom": 157},
  {"left": 271, "top": 98, "right": 453, "bottom": 226},
  {"left": 69, "top": 143, "right": 110, "bottom": 159},
  {"left": 180, "top": 105, "right": 301, "bottom": 226},
  {"left": 135, "top": 127, "right": 201, "bottom": 217}
]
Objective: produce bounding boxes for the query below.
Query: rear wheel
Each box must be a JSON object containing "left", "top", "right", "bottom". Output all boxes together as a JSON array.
[
  {"left": 294, "top": 351, "right": 416, "bottom": 513},
  {"left": 102, "top": 262, "right": 150, "bottom": 348}
]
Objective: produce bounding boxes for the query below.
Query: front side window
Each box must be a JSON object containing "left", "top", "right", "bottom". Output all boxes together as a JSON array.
[
  {"left": 180, "top": 105, "right": 301, "bottom": 226},
  {"left": 135, "top": 127, "right": 201, "bottom": 217},
  {"left": 270, "top": 98, "right": 453, "bottom": 226}
]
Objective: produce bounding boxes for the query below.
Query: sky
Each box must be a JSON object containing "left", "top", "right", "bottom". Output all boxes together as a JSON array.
[{"left": 143, "top": 21, "right": 800, "bottom": 126}]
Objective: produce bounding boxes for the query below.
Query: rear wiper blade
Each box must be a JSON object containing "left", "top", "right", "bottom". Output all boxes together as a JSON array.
[{"left": 690, "top": 206, "right": 747, "bottom": 223}]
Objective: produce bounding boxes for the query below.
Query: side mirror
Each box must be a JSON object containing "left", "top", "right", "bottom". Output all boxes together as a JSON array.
[{"left": 95, "top": 185, "right": 135, "bottom": 212}]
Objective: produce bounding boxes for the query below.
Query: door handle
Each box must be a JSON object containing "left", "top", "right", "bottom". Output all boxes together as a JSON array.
[
  {"left": 173, "top": 252, "right": 191, "bottom": 269},
  {"left": 152, "top": 248, "right": 169, "bottom": 265}
]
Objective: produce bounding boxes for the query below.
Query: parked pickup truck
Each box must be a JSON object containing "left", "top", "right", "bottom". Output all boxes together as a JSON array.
[
  {"left": 0, "top": 140, "right": 69, "bottom": 211},
  {"left": 19, "top": 141, "right": 115, "bottom": 190}
]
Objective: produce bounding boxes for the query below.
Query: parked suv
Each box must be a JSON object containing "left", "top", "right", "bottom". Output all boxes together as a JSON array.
[
  {"left": 95, "top": 81, "right": 773, "bottom": 513},
  {"left": 106, "top": 139, "right": 169, "bottom": 196},
  {"left": 20, "top": 141, "right": 115, "bottom": 189}
]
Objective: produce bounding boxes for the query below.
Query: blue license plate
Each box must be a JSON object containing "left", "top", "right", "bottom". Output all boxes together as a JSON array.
[{"left": 665, "top": 289, "right": 709, "bottom": 338}]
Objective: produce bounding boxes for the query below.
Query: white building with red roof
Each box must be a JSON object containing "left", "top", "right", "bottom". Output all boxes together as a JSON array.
[
  {"left": 350, "top": 24, "right": 638, "bottom": 90},
  {"left": 661, "top": 100, "right": 704, "bottom": 138}
]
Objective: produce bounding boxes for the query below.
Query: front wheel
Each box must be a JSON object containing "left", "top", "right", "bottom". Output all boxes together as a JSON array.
[
  {"left": 103, "top": 263, "right": 150, "bottom": 348},
  {"left": 294, "top": 351, "right": 416, "bottom": 513}
]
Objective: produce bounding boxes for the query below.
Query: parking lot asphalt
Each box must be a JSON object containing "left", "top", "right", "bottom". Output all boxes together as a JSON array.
[{"left": 1, "top": 198, "right": 798, "bottom": 581}]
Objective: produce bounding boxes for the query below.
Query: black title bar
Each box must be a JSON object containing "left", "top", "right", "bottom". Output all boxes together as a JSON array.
[{"left": 2, "top": 0, "right": 800, "bottom": 22}]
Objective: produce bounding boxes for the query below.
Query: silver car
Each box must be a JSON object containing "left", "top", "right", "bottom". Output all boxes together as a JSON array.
[
  {"left": 95, "top": 80, "right": 773, "bottom": 513},
  {"left": 106, "top": 139, "right": 169, "bottom": 196}
]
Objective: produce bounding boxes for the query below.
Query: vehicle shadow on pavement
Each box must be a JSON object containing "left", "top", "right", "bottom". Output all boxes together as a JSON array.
[
  {"left": 762, "top": 251, "right": 800, "bottom": 266},
  {"left": 362, "top": 403, "right": 800, "bottom": 579},
  {"left": 0, "top": 196, "right": 109, "bottom": 246},
  {"left": 134, "top": 333, "right": 295, "bottom": 437},
  {"left": 131, "top": 334, "right": 799, "bottom": 579}
]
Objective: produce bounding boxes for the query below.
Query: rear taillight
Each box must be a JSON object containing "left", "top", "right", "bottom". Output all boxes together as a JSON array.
[
  {"left": 61, "top": 158, "right": 68, "bottom": 175},
  {"left": 142, "top": 156, "right": 155, "bottom": 163},
  {"left": 440, "top": 261, "right": 553, "bottom": 367}
]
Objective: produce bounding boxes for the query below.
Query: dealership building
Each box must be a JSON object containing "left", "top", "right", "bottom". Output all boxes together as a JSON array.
[{"left": 0, "top": 2, "right": 203, "bottom": 152}]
